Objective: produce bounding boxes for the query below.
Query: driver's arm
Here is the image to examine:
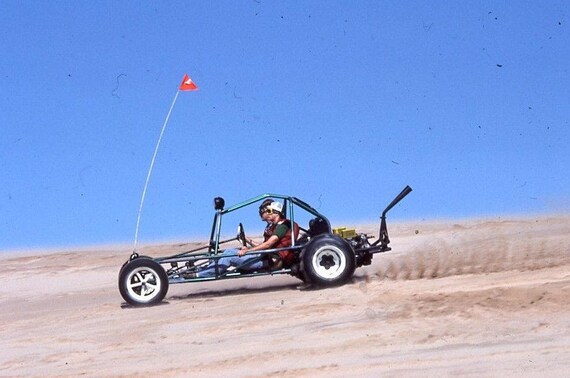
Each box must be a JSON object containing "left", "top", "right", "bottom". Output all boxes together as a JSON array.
[{"left": 239, "top": 235, "right": 279, "bottom": 255}]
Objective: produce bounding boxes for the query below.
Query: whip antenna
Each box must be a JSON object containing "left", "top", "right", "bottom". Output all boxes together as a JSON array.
[{"left": 132, "top": 74, "right": 199, "bottom": 254}]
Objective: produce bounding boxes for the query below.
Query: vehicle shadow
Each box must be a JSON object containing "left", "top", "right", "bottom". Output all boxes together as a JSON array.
[
  {"left": 167, "top": 281, "right": 311, "bottom": 303},
  {"left": 119, "top": 281, "right": 322, "bottom": 309}
]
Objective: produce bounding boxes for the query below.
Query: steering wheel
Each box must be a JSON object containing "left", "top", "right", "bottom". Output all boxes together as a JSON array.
[{"left": 237, "top": 223, "right": 247, "bottom": 247}]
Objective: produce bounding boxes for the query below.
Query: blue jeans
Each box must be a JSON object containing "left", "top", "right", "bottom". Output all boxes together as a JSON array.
[{"left": 197, "top": 248, "right": 265, "bottom": 278}]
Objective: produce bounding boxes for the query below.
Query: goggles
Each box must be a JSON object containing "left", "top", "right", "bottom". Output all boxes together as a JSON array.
[{"left": 259, "top": 207, "right": 273, "bottom": 216}]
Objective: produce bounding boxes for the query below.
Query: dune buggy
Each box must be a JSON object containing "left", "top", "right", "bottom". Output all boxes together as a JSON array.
[{"left": 118, "top": 185, "right": 412, "bottom": 306}]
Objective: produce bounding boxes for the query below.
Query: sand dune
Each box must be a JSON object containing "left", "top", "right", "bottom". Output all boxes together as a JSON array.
[{"left": 1, "top": 215, "right": 569, "bottom": 377}]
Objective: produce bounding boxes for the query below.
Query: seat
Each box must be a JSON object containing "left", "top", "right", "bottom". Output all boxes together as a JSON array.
[{"left": 308, "top": 217, "right": 330, "bottom": 237}]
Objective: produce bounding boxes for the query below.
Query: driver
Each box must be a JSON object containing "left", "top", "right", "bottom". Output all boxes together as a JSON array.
[
  {"left": 191, "top": 201, "right": 290, "bottom": 278},
  {"left": 246, "top": 198, "right": 275, "bottom": 247}
]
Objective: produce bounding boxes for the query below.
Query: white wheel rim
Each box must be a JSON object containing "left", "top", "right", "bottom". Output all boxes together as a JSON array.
[
  {"left": 126, "top": 266, "right": 162, "bottom": 303},
  {"left": 311, "top": 245, "right": 346, "bottom": 279}
]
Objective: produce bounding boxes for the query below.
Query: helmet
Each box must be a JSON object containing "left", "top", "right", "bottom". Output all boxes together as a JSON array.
[
  {"left": 258, "top": 198, "right": 274, "bottom": 216},
  {"left": 259, "top": 198, "right": 274, "bottom": 210},
  {"left": 267, "top": 201, "right": 283, "bottom": 215}
]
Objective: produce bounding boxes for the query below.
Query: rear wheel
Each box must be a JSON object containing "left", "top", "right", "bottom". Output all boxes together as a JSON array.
[
  {"left": 118, "top": 257, "right": 168, "bottom": 306},
  {"left": 301, "top": 235, "right": 356, "bottom": 286}
]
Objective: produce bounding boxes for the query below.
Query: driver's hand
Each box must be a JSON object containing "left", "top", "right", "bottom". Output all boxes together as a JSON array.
[{"left": 238, "top": 247, "right": 248, "bottom": 257}]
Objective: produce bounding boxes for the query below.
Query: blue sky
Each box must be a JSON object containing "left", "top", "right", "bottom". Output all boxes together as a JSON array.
[{"left": 1, "top": 1, "right": 568, "bottom": 251}]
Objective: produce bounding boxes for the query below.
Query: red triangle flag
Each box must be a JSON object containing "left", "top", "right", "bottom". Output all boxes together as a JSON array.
[{"left": 179, "top": 74, "right": 198, "bottom": 91}]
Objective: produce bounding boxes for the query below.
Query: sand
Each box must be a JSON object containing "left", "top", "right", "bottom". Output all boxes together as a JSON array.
[{"left": 1, "top": 215, "right": 569, "bottom": 377}]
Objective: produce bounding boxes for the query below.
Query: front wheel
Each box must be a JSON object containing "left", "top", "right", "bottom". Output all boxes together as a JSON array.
[
  {"left": 301, "top": 235, "right": 356, "bottom": 286},
  {"left": 118, "top": 257, "right": 168, "bottom": 306}
]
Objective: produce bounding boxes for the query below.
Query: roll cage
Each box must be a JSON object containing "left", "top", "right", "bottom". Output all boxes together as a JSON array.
[
  {"left": 147, "top": 193, "right": 333, "bottom": 282},
  {"left": 208, "top": 193, "right": 331, "bottom": 253}
]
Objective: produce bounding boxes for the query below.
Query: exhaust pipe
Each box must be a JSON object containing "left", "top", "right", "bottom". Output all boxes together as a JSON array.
[
  {"left": 374, "top": 185, "right": 412, "bottom": 250},
  {"left": 382, "top": 185, "right": 413, "bottom": 218}
]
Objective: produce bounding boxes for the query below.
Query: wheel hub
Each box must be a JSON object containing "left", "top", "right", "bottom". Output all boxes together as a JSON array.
[
  {"left": 319, "top": 254, "right": 336, "bottom": 269},
  {"left": 128, "top": 269, "right": 159, "bottom": 300}
]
